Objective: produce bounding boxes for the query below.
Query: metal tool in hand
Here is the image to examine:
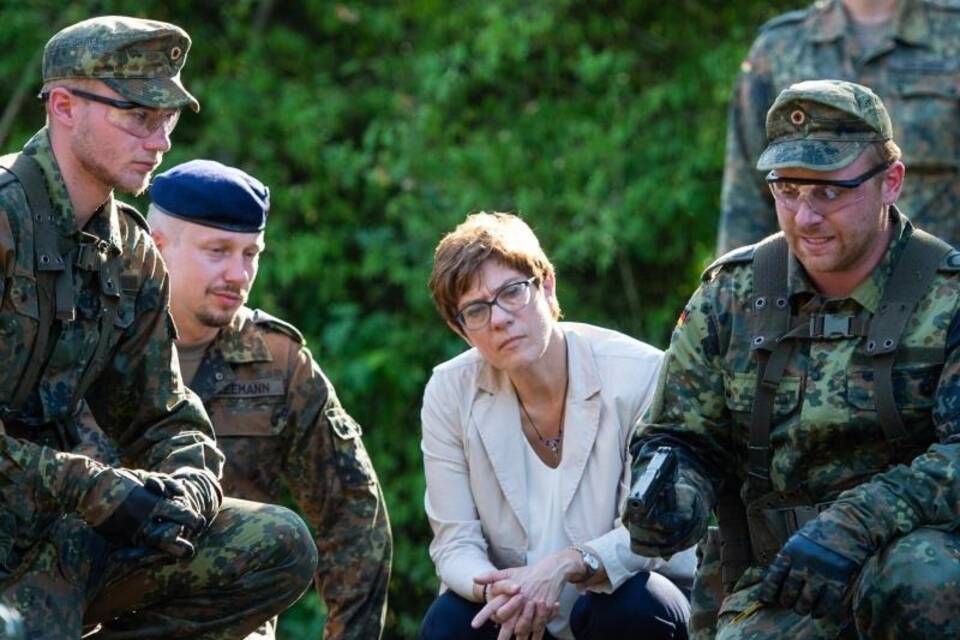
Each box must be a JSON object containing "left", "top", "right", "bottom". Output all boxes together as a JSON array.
[{"left": 628, "top": 446, "right": 677, "bottom": 520}]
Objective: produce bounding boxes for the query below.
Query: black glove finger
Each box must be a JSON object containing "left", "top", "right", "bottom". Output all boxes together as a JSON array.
[
  {"left": 778, "top": 567, "right": 805, "bottom": 611},
  {"left": 815, "top": 581, "right": 850, "bottom": 619},
  {"left": 160, "top": 477, "right": 187, "bottom": 498},
  {"left": 759, "top": 555, "right": 791, "bottom": 604},
  {"left": 663, "top": 480, "right": 678, "bottom": 514},
  {"left": 140, "top": 520, "right": 196, "bottom": 560},
  {"left": 150, "top": 498, "right": 205, "bottom": 533},
  {"left": 794, "top": 578, "right": 822, "bottom": 617},
  {"left": 141, "top": 476, "right": 167, "bottom": 497},
  {"left": 808, "top": 583, "right": 835, "bottom": 619}
]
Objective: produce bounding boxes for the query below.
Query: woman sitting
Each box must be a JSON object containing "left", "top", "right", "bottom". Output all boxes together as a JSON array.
[{"left": 419, "top": 212, "right": 694, "bottom": 640}]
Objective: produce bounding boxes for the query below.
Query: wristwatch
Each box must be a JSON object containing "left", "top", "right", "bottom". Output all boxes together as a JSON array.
[{"left": 572, "top": 544, "right": 600, "bottom": 583}]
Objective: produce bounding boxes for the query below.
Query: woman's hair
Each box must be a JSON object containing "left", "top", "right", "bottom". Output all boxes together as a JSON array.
[{"left": 429, "top": 212, "right": 560, "bottom": 331}]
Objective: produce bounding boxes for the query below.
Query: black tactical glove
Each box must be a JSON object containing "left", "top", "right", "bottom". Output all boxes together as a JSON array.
[
  {"left": 760, "top": 522, "right": 862, "bottom": 618},
  {"left": 94, "top": 471, "right": 206, "bottom": 560},
  {"left": 627, "top": 459, "right": 710, "bottom": 557}
]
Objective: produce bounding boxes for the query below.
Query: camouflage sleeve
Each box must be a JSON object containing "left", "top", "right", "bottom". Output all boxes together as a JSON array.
[
  {"left": 716, "top": 35, "right": 778, "bottom": 256},
  {"left": 84, "top": 236, "right": 223, "bottom": 522},
  {"left": 801, "top": 310, "right": 960, "bottom": 563},
  {"left": 281, "top": 344, "right": 391, "bottom": 640},
  {"left": 631, "top": 279, "right": 736, "bottom": 500},
  {"left": 0, "top": 207, "right": 11, "bottom": 301}
]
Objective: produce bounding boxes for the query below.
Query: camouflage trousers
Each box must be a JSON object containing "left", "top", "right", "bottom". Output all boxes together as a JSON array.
[
  {"left": 0, "top": 497, "right": 317, "bottom": 639},
  {"left": 689, "top": 526, "right": 722, "bottom": 640},
  {"left": 715, "top": 527, "right": 960, "bottom": 640}
]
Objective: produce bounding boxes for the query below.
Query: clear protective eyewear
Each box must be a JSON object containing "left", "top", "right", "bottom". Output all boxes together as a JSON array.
[
  {"left": 766, "top": 161, "right": 891, "bottom": 215},
  {"left": 42, "top": 88, "right": 181, "bottom": 139},
  {"left": 456, "top": 277, "right": 538, "bottom": 331}
]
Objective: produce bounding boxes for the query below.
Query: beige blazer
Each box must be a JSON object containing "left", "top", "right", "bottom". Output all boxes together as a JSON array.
[{"left": 421, "top": 322, "right": 696, "bottom": 599}]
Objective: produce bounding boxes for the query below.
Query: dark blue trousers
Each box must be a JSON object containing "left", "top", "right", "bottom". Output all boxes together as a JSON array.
[{"left": 419, "top": 571, "right": 690, "bottom": 640}]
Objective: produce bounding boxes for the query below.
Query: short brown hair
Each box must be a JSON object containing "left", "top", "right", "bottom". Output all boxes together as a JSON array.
[
  {"left": 429, "top": 212, "right": 560, "bottom": 331},
  {"left": 870, "top": 140, "right": 902, "bottom": 164}
]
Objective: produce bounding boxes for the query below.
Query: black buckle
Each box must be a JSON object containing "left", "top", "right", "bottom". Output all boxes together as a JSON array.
[{"left": 812, "top": 313, "right": 853, "bottom": 339}]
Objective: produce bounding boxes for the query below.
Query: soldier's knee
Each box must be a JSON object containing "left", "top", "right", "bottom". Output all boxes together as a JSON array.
[
  {"left": 215, "top": 498, "right": 317, "bottom": 592},
  {"left": 257, "top": 503, "right": 318, "bottom": 585},
  {"left": 854, "top": 528, "right": 960, "bottom": 638},
  {"left": 861, "top": 528, "right": 956, "bottom": 595}
]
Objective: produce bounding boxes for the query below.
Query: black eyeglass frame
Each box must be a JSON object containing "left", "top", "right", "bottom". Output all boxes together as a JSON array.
[
  {"left": 765, "top": 160, "right": 893, "bottom": 188},
  {"left": 39, "top": 87, "right": 151, "bottom": 111},
  {"left": 455, "top": 276, "right": 540, "bottom": 330}
]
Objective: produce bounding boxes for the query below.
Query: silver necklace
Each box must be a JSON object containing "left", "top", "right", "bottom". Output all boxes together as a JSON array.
[{"left": 516, "top": 343, "right": 569, "bottom": 459}]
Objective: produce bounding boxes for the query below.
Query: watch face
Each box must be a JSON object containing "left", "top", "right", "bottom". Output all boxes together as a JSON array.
[{"left": 584, "top": 553, "right": 599, "bottom": 570}]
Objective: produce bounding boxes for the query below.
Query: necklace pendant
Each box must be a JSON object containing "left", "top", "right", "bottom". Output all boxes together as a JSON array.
[{"left": 543, "top": 437, "right": 561, "bottom": 454}]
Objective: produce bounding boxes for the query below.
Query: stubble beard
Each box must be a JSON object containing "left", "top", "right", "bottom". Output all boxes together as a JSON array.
[
  {"left": 196, "top": 305, "right": 238, "bottom": 329},
  {"left": 72, "top": 122, "right": 152, "bottom": 196}
]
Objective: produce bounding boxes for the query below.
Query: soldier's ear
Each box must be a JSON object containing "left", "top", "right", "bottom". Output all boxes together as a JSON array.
[
  {"left": 151, "top": 228, "right": 167, "bottom": 251},
  {"left": 881, "top": 161, "right": 905, "bottom": 206},
  {"left": 47, "top": 87, "right": 79, "bottom": 128}
]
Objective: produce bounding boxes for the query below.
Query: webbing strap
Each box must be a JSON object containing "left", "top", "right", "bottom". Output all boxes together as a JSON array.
[
  {"left": 866, "top": 229, "right": 951, "bottom": 442},
  {"left": 717, "top": 489, "right": 752, "bottom": 593},
  {"left": 0, "top": 153, "right": 58, "bottom": 412},
  {"left": 747, "top": 235, "right": 790, "bottom": 498},
  {"left": 71, "top": 259, "right": 120, "bottom": 409}
]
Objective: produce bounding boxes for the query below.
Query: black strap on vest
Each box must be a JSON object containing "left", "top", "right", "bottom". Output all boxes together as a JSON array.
[
  {"left": 0, "top": 152, "right": 122, "bottom": 417},
  {"left": 746, "top": 229, "right": 950, "bottom": 496},
  {"left": 0, "top": 153, "right": 59, "bottom": 412},
  {"left": 865, "top": 228, "right": 951, "bottom": 442},
  {"left": 746, "top": 235, "right": 790, "bottom": 498}
]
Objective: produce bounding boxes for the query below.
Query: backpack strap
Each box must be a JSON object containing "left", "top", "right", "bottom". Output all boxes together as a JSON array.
[
  {"left": 866, "top": 228, "right": 952, "bottom": 443},
  {"left": 746, "top": 234, "right": 791, "bottom": 498},
  {"left": 0, "top": 153, "right": 60, "bottom": 412}
]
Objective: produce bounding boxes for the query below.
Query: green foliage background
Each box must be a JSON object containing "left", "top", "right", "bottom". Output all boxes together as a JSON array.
[{"left": 1, "top": 1, "right": 797, "bottom": 636}]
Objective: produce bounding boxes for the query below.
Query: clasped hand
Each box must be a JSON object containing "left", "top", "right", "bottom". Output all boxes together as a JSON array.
[
  {"left": 470, "top": 551, "right": 579, "bottom": 640},
  {"left": 96, "top": 471, "right": 206, "bottom": 561}
]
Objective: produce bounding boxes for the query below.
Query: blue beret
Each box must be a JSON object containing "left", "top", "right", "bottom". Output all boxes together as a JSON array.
[{"left": 150, "top": 159, "right": 270, "bottom": 232}]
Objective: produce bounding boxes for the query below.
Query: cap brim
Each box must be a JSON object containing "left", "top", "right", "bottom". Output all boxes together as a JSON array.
[
  {"left": 103, "top": 75, "right": 200, "bottom": 113},
  {"left": 756, "top": 139, "right": 868, "bottom": 172}
]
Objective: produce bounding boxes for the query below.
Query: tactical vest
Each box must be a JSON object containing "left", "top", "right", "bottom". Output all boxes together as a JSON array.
[
  {"left": 717, "top": 229, "right": 952, "bottom": 592},
  {"left": 0, "top": 153, "right": 123, "bottom": 436}
]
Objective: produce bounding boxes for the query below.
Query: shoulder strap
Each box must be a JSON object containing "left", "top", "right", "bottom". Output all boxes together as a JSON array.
[
  {"left": 251, "top": 308, "right": 305, "bottom": 345},
  {"left": 759, "top": 7, "right": 809, "bottom": 33},
  {"left": 115, "top": 200, "right": 150, "bottom": 233},
  {"left": 867, "top": 229, "right": 952, "bottom": 443},
  {"left": 0, "top": 152, "right": 59, "bottom": 412},
  {"left": 746, "top": 235, "right": 792, "bottom": 498}
]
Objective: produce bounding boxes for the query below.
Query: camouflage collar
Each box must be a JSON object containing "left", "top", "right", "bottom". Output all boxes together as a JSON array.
[
  {"left": 807, "top": 0, "right": 927, "bottom": 47},
  {"left": 210, "top": 306, "right": 273, "bottom": 364},
  {"left": 21, "top": 128, "right": 123, "bottom": 253},
  {"left": 22, "top": 128, "right": 81, "bottom": 236},
  {"left": 83, "top": 193, "right": 124, "bottom": 254},
  {"left": 786, "top": 207, "right": 908, "bottom": 313}
]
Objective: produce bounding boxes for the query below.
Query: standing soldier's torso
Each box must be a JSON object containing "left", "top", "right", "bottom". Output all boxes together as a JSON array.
[{"left": 756, "top": 0, "right": 960, "bottom": 242}]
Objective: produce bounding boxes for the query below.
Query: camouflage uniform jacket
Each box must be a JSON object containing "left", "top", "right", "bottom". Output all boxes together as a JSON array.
[
  {"left": 188, "top": 306, "right": 391, "bottom": 640},
  {"left": 717, "top": 0, "right": 960, "bottom": 254},
  {"left": 0, "top": 130, "right": 221, "bottom": 564},
  {"left": 636, "top": 210, "right": 960, "bottom": 616}
]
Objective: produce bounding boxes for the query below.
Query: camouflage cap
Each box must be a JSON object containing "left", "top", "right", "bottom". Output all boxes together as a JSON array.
[
  {"left": 43, "top": 15, "right": 199, "bottom": 113},
  {"left": 757, "top": 79, "right": 891, "bottom": 172}
]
